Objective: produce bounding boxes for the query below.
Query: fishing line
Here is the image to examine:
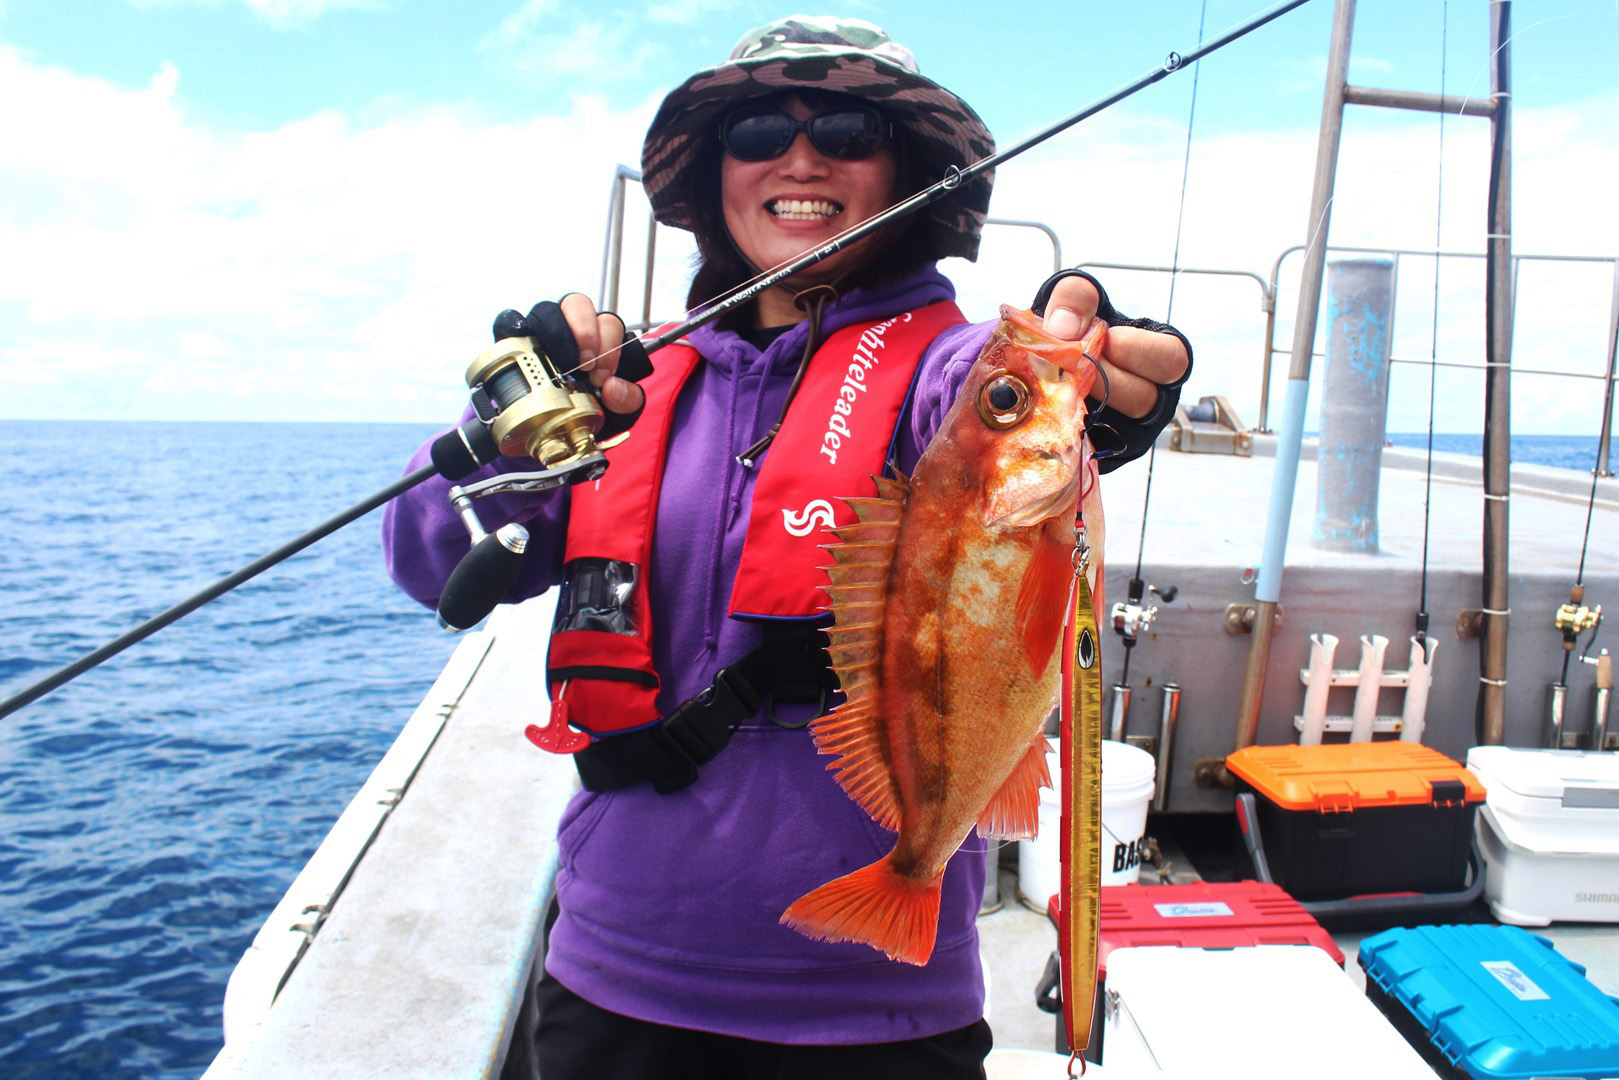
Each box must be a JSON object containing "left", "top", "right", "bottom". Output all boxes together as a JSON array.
[
  {"left": 1119, "top": 0, "right": 1209, "bottom": 690},
  {"left": 1450, "top": 4, "right": 1617, "bottom": 118},
  {"left": 1416, "top": 0, "right": 1452, "bottom": 647}
]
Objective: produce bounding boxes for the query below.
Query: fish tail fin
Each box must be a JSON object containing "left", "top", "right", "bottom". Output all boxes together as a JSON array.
[{"left": 781, "top": 859, "right": 942, "bottom": 966}]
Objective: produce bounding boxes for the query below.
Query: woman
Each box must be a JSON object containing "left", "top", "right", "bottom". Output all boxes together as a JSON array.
[{"left": 384, "top": 15, "right": 1189, "bottom": 1078}]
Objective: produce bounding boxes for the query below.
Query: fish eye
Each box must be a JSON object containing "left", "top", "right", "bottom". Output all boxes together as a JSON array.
[{"left": 977, "top": 373, "right": 1031, "bottom": 429}]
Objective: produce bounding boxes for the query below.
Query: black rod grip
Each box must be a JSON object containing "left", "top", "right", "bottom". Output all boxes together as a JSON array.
[{"left": 430, "top": 419, "right": 499, "bottom": 480}]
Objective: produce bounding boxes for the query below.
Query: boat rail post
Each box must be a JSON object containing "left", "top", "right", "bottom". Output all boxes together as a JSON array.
[
  {"left": 1478, "top": 0, "right": 1514, "bottom": 745},
  {"left": 1230, "top": 0, "right": 1358, "bottom": 770},
  {"left": 598, "top": 166, "right": 636, "bottom": 313}
]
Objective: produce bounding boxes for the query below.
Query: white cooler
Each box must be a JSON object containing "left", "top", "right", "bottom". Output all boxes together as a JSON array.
[
  {"left": 1100, "top": 945, "right": 1437, "bottom": 1077},
  {"left": 1467, "top": 745, "right": 1619, "bottom": 927}
]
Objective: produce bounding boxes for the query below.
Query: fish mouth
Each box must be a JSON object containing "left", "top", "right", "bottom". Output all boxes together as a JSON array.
[
  {"left": 767, "top": 197, "right": 844, "bottom": 221},
  {"left": 985, "top": 447, "right": 1085, "bottom": 528}
]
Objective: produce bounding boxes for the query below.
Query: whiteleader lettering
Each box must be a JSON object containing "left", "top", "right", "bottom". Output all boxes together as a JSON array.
[{"left": 819, "top": 313, "right": 911, "bottom": 465}]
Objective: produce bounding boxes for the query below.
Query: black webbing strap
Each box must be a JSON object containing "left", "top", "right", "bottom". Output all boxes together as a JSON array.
[{"left": 572, "top": 626, "right": 833, "bottom": 794}]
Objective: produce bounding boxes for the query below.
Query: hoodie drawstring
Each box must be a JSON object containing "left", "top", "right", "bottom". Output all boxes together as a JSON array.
[{"left": 735, "top": 283, "right": 839, "bottom": 467}]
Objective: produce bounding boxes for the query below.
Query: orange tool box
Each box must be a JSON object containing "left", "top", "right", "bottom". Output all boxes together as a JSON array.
[{"left": 1225, "top": 742, "right": 1485, "bottom": 901}]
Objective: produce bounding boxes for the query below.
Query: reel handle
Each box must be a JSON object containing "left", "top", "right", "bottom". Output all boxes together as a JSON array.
[{"left": 437, "top": 523, "right": 530, "bottom": 631}]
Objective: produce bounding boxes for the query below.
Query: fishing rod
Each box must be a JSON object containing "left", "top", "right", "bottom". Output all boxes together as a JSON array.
[{"left": 0, "top": 0, "right": 1316, "bottom": 723}]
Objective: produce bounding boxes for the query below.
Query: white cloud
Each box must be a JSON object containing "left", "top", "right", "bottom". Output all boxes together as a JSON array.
[
  {"left": 0, "top": 44, "right": 683, "bottom": 422},
  {"left": 958, "top": 95, "right": 1616, "bottom": 436},
  {"left": 0, "top": 43, "right": 1610, "bottom": 437}
]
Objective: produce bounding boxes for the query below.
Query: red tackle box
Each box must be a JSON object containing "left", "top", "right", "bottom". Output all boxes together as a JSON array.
[
  {"left": 1226, "top": 741, "right": 1485, "bottom": 902},
  {"left": 1044, "top": 880, "right": 1345, "bottom": 1060}
]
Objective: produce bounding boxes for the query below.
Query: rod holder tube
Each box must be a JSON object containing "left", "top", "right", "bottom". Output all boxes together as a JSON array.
[
  {"left": 1594, "top": 652, "right": 1614, "bottom": 750},
  {"left": 1108, "top": 684, "right": 1132, "bottom": 745},
  {"left": 1547, "top": 683, "right": 1568, "bottom": 748},
  {"left": 1401, "top": 635, "right": 1437, "bottom": 744},
  {"left": 1349, "top": 634, "right": 1389, "bottom": 742},
  {"left": 1299, "top": 633, "right": 1339, "bottom": 746},
  {"left": 1153, "top": 682, "right": 1181, "bottom": 813}
]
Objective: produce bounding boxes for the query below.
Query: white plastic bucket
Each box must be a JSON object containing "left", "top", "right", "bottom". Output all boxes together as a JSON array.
[{"left": 1018, "top": 738, "right": 1157, "bottom": 905}]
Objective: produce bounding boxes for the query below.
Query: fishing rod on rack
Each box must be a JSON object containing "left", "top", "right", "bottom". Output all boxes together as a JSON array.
[{"left": 0, "top": 0, "right": 1317, "bottom": 724}]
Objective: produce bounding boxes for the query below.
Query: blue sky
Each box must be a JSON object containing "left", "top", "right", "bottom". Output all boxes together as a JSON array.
[{"left": 1, "top": 0, "right": 1615, "bottom": 434}]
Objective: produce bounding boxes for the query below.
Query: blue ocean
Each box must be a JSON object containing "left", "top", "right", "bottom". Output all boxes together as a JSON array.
[
  {"left": 0, "top": 421, "right": 1607, "bottom": 1079},
  {"left": 0, "top": 421, "right": 459, "bottom": 1080}
]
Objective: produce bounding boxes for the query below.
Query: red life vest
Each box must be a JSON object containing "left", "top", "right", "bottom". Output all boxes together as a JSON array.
[{"left": 546, "top": 301, "right": 966, "bottom": 739}]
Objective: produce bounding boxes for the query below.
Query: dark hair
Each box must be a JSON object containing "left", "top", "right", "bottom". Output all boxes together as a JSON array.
[{"left": 683, "top": 89, "right": 933, "bottom": 323}]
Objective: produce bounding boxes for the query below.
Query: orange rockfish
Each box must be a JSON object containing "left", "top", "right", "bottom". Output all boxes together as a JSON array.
[{"left": 781, "top": 306, "right": 1106, "bottom": 966}]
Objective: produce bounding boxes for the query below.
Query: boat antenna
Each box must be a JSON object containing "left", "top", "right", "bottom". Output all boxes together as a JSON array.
[
  {"left": 0, "top": 0, "right": 1317, "bottom": 723},
  {"left": 1120, "top": 0, "right": 1210, "bottom": 691},
  {"left": 1415, "top": 0, "right": 1452, "bottom": 649}
]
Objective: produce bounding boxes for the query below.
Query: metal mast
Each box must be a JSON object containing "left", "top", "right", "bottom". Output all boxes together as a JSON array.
[{"left": 1230, "top": 0, "right": 1513, "bottom": 760}]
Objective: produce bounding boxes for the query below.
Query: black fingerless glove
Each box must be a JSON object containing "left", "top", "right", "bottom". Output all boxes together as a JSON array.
[
  {"left": 491, "top": 299, "right": 653, "bottom": 443},
  {"left": 1031, "top": 268, "right": 1193, "bottom": 473}
]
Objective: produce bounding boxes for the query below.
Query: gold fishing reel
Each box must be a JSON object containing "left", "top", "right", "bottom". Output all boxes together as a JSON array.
[
  {"left": 465, "top": 336, "right": 606, "bottom": 470},
  {"left": 1556, "top": 584, "right": 1603, "bottom": 650}
]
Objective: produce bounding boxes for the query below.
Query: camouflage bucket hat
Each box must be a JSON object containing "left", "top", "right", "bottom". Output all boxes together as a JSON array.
[{"left": 641, "top": 14, "right": 996, "bottom": 263}]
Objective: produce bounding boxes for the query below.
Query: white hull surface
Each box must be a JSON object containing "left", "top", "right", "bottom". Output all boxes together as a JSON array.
[{"left": 204, "top": 601, "right": 575, "bottom": 1080}]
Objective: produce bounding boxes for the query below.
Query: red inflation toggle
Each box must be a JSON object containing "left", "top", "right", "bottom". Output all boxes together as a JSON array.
[{"left": 525, "top": 697, "right": 590, "bottom": 754}]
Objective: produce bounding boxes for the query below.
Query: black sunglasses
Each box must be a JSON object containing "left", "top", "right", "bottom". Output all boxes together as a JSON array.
[{"left": 719, "top": 104, "right": 889, "bottom": 163}]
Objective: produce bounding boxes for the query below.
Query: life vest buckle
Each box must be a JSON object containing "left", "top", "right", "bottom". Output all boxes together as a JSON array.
[{"left": 645, "top": 664, "right": 762, "bottom": 792}]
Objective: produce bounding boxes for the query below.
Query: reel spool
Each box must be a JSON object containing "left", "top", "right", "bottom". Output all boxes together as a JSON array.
[{"left": 466, "top": 335, "right": 610, "bottom": 476}]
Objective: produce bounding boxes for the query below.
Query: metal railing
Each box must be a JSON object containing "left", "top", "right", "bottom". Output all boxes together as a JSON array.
[
  {"left": 1079, "top": 247, "right": 1619, "bottom": 476},
  {"left": 596, "top": 164, "right": 1617, "bottom": 478}
]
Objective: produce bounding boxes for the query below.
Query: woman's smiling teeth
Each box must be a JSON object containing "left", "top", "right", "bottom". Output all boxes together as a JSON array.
[{"left": 767, "top": 198, "right": 843, "bottom": 220}]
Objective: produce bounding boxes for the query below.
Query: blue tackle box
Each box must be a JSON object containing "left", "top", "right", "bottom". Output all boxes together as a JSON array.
[{"left": 1360, "top": 924, "right": 1619, "bottom": 1079}]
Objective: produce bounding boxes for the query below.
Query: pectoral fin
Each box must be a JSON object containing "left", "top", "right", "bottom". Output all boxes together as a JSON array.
[{"left": 1015, "top": 527, "right": 1073, "bottom": 676}]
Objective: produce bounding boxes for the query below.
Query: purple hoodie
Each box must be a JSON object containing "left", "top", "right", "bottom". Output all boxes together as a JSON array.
[{"left": 383, "top": 266, "right": 1006, "bottom": 1044}]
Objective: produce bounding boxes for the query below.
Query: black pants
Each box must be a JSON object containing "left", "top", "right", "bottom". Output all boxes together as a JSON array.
[{"left": 532, "top": 967, "right": 993, "bottom": 1080}]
